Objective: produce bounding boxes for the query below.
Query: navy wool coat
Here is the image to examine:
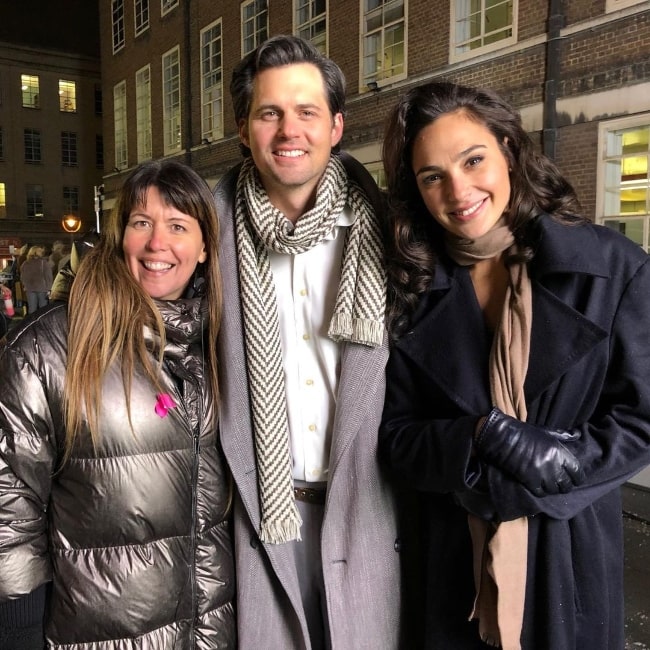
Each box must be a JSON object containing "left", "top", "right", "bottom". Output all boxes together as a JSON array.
[{"left": 380, "top": 214, "right": 650, "bottom": 650}]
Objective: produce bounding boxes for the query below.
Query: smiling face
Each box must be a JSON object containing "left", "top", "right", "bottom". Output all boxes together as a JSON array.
[
  {"left": 122, "top": 186, "right": 207, "bottom": 300},
  {"left": 411, "top": 110, "right": 511, "bottom": 240},
  {"left": 238, "top": 62, "right": 344, "bottom": 220}
]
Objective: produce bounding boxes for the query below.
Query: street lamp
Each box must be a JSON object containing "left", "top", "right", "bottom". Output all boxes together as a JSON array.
[{"left": 61, "top": 215, "right": 82, "bottom": 233}]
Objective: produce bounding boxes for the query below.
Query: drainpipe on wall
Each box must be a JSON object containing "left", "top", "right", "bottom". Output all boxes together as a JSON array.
[{"left": 543, "top": 0, "right": 564, "bottom": 161}]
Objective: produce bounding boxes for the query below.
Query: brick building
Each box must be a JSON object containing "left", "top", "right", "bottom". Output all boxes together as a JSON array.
[
  {"left": 98, "top": 0, "right": 650, "bottom": 251},
  {"left": 0, "top": 1, "right": 103, "bottom": 261}
]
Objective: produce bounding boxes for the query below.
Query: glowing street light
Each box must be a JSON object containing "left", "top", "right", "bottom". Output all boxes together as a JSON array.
[{"left": 61, "top": 215, "right": 81, "bottom": 233}]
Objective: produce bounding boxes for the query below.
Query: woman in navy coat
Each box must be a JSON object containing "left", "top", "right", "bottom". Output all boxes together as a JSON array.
[{"left": 379, "top": 81, "right": 650, "bottom": 649}]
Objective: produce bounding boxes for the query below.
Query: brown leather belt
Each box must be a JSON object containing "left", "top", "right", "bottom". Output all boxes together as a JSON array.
[{"left": 294, "top": 486, "right": 326, "bottom": 505}]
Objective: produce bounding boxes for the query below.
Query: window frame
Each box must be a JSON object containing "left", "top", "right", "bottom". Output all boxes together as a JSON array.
[
  {"left": 200, "top": 19, "right": 224, "bottom": 143},
  {"left": 241, "top": 0, "right": 269, "bottom": 57},
  {"left": 162, "top": 46, "right": 182, "bottom": 155},
  {"left": 113, "top": 80, "right": 128, "bottom": 170},
  {"left": 63, "top": 186, "right": 80, "bottom": 216},
  {"left": 112, "top": 0, "right": 125, "bottom": 53},
  {"left": 135, "top": 64, "right": 153, "bottom": 161},
  {"left": 605, "top": 0, "right": 645, "bottom": 11},
  {"left": 24, "top": 128, "right": 42, "bottom": 164},
  {"left": 161, "top": 0, "right": 179, "bottom": 16},
  {"left": 21, "top": 74, "right": 40, "bottom": 109},
  {"left": 293, "top": 0, "right": 328, "bottom": 54},
  {"left": 59, "top": 80, "right": 77, "bottom": 113},
  {"left": 61, "top": 131, "right": 78, "bottom": 167},
  {"left": 26, "top": 184, "right": 44, "bottom": 218},
  {"left": 135, "top": 0, "right": 150, "bottom": 35},
  {"left": 359, "top": 0, "right": 407, "bottom": 90},
  {"left": 597, "top": 113, "right": 650, "bottom": 252},
  {"left": 450, "top": 0, "right": 518, "bottom": 64}
]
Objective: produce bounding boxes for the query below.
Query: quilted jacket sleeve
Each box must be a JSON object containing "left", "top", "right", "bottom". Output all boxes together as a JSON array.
[{"left": 0, "top": 336, "right": 55, "bottom": 600}]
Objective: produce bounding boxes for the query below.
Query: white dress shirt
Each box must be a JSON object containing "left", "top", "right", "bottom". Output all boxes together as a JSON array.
[{"left": 269, "top": 205, "right": 355, "bottom": 482}]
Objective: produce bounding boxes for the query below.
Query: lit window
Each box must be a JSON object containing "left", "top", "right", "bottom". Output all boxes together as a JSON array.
[
  {"left": 0, "top": 183, "right": 6, "bottom": 219},
  {"left": 114, "top": 81, "right": 128, "bottom": 169},
  {"left": 112, "top": 0, "right": 125, "bottom": 53},
  {"left": 135, "top": 0, "right": 150, "bottom": 35},
  {"left": 362, "top": 0, "right": 406, "bottom": 88},
  {"left": 451, "top": 0, "right": 516, "bottom": 61},
  {"left": 294, "top": 0, "right": 327, "bottom": 54},
  {"left": 61, "top": 132, "right": 78, "bottom": 166},
  {"left": 24, "top": 129, "right": 41, "bottom": 164},
  {"left": 242, "top": 0, "right": 268, "bottom": 57},
  {"left": 21, "top": 74, "right": 40, "bottom": 109},
  {"left": 63, "top": 186, "right": 80, "bottom": 215},
  {"left": 136, "top": 65, "right": 152, "bottom": 161},
  {"left": 201, "top": 21, "right": 224, "bottom": 143},
  {"left": 59, "top": 80, "right": 77, "bottom": 112},
  {"left": 26, "top": 185, "right": 44, "bottom": 218},
  {"left": 598, "top": 116, "right": 650, "bottom": 251},
  {"left": 162, "top": 47, "right": 181, "bottom": 154}
]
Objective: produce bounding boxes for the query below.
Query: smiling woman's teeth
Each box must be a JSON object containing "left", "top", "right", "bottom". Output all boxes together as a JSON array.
[{"left": 143, "top": 261, "right": 172, "bottom": 271}]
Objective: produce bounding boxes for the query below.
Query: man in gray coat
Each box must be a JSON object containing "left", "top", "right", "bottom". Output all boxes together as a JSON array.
[{"left": 214, "top": 35, "right": 403, "bottom": 649}]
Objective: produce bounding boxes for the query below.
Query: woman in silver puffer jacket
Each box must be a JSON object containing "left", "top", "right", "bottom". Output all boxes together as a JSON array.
[{"left": 0, "top": 160, "right": 235, "bottom": 648}]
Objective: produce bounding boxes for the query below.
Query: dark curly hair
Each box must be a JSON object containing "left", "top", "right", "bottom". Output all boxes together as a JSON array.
[{"left": 383, "top": 80, "right": 583, "bottom": 337}]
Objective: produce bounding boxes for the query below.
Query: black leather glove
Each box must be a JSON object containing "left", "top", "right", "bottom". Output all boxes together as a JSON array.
[{"left": 474, "top": 408, "right": 585, "bottom": 497}]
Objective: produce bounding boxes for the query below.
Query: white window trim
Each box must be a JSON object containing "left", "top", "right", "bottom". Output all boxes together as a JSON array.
[
  {"left": 358, "top": 0, "right": 408, "bottom": 91},
  {"left": 161, "top": 0, "right": 179, "bottom": 16},
  {"left": 449, "top": 0, "right": 518, "bottom": 64},
  {"left": 292, "top": 0, "right": 329, "bottom": 55},
  {"left": 200, "top": 19, "right": 224, "bottom": 142},
  {"left": 605, "top": 0, "right": 646, "bottom": 11},
  {"left": 134, "top": 0, "right": 150, "bottom": 36},
  {"left": 162, "top": 46, "right": 182, "bottom": 155},
  {"left": 596, "top": 113, "right": 650, "bottom": 252},
  {"left": 113, "top": 80, "right": 128, "bottom": 170},
  {"left": 241, "top": 0, "right": 269, "bottom": 58},
  {"left": 135, "top": 64, "right": 152, "bottom": 162},
  {"left": 112, "top": 0, "right": 126, "bottom": 54}
]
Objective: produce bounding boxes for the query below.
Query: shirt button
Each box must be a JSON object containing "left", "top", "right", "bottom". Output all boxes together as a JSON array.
[
  {"left": 302, "top": 333, "right": 310, "bottom": 341},
  {"left": 308, "top": 424, "right": 316, "bottom": 431},
  {"left": 306, "top": 379, "right": 314, "bottom": 386},
  {"left": 300, "top": 289, "right": 307, "bottom": 296}
]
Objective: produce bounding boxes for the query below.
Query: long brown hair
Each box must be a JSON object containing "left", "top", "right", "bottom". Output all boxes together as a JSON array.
[{"left": 63, "top": 159, "right": 222, "bottom": 456}]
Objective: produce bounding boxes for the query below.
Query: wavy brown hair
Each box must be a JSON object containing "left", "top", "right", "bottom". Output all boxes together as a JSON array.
[
  {"left": 63, "top": 159, "right": 222, "bottom": 456},
  {"left": 383, "top": 81, "right": 584, "bottom": 337}
]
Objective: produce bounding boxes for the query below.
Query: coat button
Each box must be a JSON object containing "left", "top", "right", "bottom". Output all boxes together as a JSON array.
[
  {"left": 394, "top": 538, "right": 402, "bottom": 552},
  {"left": 250, "top": 535, "right": 259, "bottom": 549}
]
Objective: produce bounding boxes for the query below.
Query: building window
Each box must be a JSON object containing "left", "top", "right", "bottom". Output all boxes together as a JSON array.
[
  {"left": 606, "top": 0, "right": 645, "bottom": 10},
  {"left": 0, "top": 127, "right": 3, "bottom": 160},
  {"left": 59, "top": 80, "right": 77, "bottom": 112},
  {"left": 95, "top": 84, "right": 103, "bottom": 115},
  {"left": 112, "top": 0, "right": 125, "bottom": 53},
  {"left": 162, "top": 0, "right": 178, "bottom": 15},
  {"left": 0, "top": 183, "right": 6, "bottom": 219},
  {"left": 365, "top": 162, "right": 387, "bottom": 190},
  {"left": 136, "top": 65, "right": 152, "bottom": 161},
  {"left": 63, "top": 186, "right": 80, "bottom": 216},
  {"left": 451, "top": 0, "right": 516, "bottom": 61},
  {"left": 114, "top": 81, "right": 128, "bottom": 169},
  {"left": 62, "top": 131, "right": 78, "bottom": 166},
  {"left": 24, "top": 129, "right": 41, "bottom": 164},
  {"left": 26, "top": 185, "right": 44, "bottom": 218},
  {"left": 135, "top": 0, "right": 150, "bottom": 35},
  {"left": 598, "top": 116, "right": 650, "bottom": 251},
  {"left": 162, "top": 47, "right": 181, "bottom": 154},
  {"left": 21, "top": 74, "right": 40, "bottom": 109},
  {"left": 96, "top": 134, "right": 104, "bottom": 168},
  {"left": 294, "top": 0, "right": 327, "bottom": 53},
  {"left": 362, "top": 0, "right": 406, "bottom": 88},
  {"left": 242, "top": 0, "right": 268, "bottom": 57},
  {"left": 201, "top": 21, "right": 224, "bottom": 143}
]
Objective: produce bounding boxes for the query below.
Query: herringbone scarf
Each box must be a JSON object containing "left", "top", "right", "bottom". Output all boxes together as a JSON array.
[
  {"left": 235, "top": 155, "right": 386, "bottom": 543},
  {"left": 446, "top": 222, "right": 531, "bottom": 649}
]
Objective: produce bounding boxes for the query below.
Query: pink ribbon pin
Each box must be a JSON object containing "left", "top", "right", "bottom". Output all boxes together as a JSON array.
[{"left": 155, "top": 393, "right": 176, "bottom": 418}]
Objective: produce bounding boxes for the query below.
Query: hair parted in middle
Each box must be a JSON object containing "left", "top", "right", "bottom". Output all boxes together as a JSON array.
[
  {"left": 230, "top": 34, "right": 347, "bottom": 157},
  {"left": 64, "top": 159, "right": 222, "bottom": 455}
]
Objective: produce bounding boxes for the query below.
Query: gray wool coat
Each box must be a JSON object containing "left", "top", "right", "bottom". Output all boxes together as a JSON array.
[{"left": 214, "top": 153, "right": 405, "bottom": 650}]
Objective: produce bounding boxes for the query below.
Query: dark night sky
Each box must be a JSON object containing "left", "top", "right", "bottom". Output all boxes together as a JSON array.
[{"left": 0, "top": 1, "right": 100, "bottom": 57}]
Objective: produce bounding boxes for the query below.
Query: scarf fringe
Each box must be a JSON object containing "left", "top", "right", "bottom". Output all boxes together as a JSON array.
[
  {"left": 259, "top": 513, "right": 303, "bottom": 544},
  {"left": 329, "top": 314, "right": 384, "bottom": 347}
]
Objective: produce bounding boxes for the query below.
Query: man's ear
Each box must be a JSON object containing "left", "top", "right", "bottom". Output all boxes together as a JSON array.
[
  {"left": 331, "top": 112, "right": 344, "bottom": 147},
  {"left": 238, "top": 119, "right": 250, "bottom": 148}
]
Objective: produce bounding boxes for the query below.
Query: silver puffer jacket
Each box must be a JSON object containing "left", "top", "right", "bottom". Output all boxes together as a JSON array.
[{"left": 0, "top": 298, "right": 235, "bottom": 648}]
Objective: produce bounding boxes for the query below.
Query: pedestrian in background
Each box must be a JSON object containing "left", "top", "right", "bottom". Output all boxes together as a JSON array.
[
  {"left": 379, "top": 81, "right": 650, "bottom": 649},
  {"left": 19, "top": 244, "right": 52, "bottom": 314},
  {"left": 214, "top": 34, "right": 404, "bottom": 649},
  {"left": 0, "top": 159, "right": 235, "bottom": 648}
]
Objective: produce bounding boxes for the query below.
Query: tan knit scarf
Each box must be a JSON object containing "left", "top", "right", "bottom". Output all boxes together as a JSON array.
[
  {"left": 235, "top": 155, "right": 386, "bottom": 544},
  {"left": 446, "top": 221, "right": 531, "bottom": 649}
]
